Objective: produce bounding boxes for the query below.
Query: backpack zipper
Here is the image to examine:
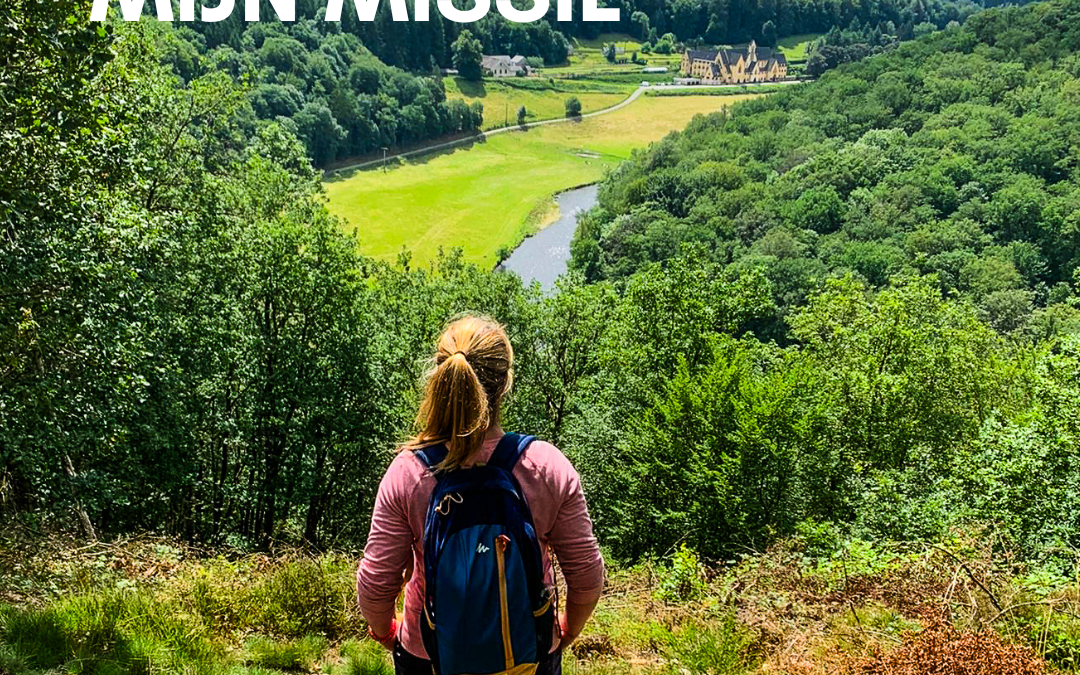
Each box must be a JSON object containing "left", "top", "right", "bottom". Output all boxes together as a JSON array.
[{"left": 495, "top": 534, "right": 513, "bottom": 670}]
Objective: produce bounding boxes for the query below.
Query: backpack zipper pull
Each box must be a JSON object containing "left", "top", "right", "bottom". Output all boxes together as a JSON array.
[{"left": 435, "top": 492, "right": 463, "bottom": 515}]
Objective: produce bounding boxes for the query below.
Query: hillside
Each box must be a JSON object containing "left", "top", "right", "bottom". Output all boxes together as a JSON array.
[
  {"left": 571, "top": 0, "right": 1080, "bottom": 341},
  {"left": 5, "top": 0, "right": 1080, "bottom": 672},
  {"left": 147, "top": 0, "right": 1023, "bottom": 168},
  {"left": 324, "top": 93, "right": 760, "bottom": 266}
]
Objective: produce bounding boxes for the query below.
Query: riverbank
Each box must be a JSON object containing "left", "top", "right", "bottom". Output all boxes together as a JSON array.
[
  {"left": 324, "top": 94, "right": 761, "bottom": 267},
  {"left": 499, "top": 184, "right": 599, "bottom": 292}
]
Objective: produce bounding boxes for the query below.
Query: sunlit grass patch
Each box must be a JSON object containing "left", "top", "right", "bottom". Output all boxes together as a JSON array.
[
  {"left": 0, "top": 590, "right": 221, "bottom": 675},
  {"left": 324, "top": 94, "right": 758, "bottom": 267},
  {"left": 776, "top": 33, "right": 822, "bottom": 64},
  {"left": 660, "top": 614, "right": 759, "bottom": 675},
  {"left": 330, "top": 639, "right": 394, "bottom": 675},
  {"left": 173, "top": 553, "right": 362, "bottom": 639},
  {"left": 244, "top": 634, "right": 328, "bottom": 671}
]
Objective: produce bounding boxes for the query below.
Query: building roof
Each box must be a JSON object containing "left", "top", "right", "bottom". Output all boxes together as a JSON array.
[
  {"left": 685, "top": 41, "right": 788, "bottom": 68},
  {"left": 686, "top": 49, "right": 718, "bottom": 61},
  {"left": 481, "top": 55, "right": 529, "bottom": 71}
]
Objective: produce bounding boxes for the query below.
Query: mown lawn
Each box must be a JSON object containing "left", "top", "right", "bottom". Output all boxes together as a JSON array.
[
  {"left": 777, "top": 33, "right": 822, "bottom": 64},
  {"left": 443, "top": 77, "right": 631, "bottom": 130},
  {"left": 323, "top": 94, "right": 759, "bottom": 268}
]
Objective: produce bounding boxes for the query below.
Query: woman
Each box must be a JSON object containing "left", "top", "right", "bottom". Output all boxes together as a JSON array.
[{"left": 356, "top": 315, "right": 605, "bottom": 675}]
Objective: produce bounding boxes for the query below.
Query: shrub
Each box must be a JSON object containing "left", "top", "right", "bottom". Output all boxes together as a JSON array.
[
  {"left": 656, "top": 545, "right": 708, "bottom": 602},
  {"left": 565, "top": 96, "right": 582, "bottom": 117}
]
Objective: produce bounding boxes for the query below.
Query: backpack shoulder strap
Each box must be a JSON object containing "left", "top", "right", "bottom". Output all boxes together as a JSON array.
[
  {"left": 488, "top": 432, "right": 536, "bottom": 473},
  {"left": 413, "top": 443, "right": 448, "bottom": 470}
]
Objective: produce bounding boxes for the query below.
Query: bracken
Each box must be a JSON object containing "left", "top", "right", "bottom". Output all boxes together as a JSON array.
[{"left": 856, "top": 618, "right": 1045, "bottom": 675}]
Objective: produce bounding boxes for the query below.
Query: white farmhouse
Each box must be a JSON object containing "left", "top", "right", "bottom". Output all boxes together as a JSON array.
[{"left": 481, "top": 55, "right": 531, "bottom": 77}]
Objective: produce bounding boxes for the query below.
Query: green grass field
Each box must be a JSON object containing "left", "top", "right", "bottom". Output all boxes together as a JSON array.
[
  {"left": 645, "top": 84, "right": 791, "bottom": 97},
  {"left": 776, "top": 33, "right": 822, "bottom": 64},
  {"left": 324, "top": 94, "right": 760, "bottom": 267},
  {"left": 546, "top": 33, "right": 683, "bottom": 76},
  {"left": 443, "top": 77, "right": 631, "bottom": 130}
]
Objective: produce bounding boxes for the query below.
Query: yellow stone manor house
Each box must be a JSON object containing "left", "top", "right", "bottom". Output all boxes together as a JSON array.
[{"left": 680, "top": 40, "right": 788, "bottom": 83}]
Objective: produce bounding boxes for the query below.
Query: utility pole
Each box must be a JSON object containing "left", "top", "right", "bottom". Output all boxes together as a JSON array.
[{"left": 381, "top": 146, "right": 388, "bottom": 172}]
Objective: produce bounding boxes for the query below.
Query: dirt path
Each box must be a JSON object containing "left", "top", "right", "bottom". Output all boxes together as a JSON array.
[{"left": 324, "top": 80, "right": 804, "bottom": 176}]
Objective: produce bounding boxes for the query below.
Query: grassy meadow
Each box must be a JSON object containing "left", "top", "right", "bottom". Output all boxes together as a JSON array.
[
  {"left": 443, "top": 78, "right": 632, "bottom": 130},
  {"left": 324, "top": 94, "right": 759, "bottom": 267},
  {"left": 776, "top": 33, "right": 821, "bottom": 66},
  {"left": 551, "top": 34, "right": 685, "bottom": 75}
]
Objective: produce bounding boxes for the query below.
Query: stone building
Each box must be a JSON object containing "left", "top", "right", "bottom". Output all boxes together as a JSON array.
[{"left": 680, "top": 41, "right": 788, "bottom": 84}]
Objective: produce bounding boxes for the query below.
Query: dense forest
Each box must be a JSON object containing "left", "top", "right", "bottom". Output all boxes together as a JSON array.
[
  {"left": 158, "top": 20, "right": 486, "bottom": 166},
  {"left": 589, "top": 0, "right": 990, "bottom": 43},
  {"left": 572, "top": 3, "right": 1080, "bottom": 342},
  {"left": 145, "top": 0, "right": 1022, "bottom": 167},
  {"left": 4, "top": 0, "right": 1080, "bottom": 581},
  {"left": 183, "top": 0, "right": 1005, "bottom": 63}
]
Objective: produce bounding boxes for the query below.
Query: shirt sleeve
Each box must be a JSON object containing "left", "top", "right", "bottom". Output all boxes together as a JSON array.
[
  {"left": 356, "top": 454, "right": 415, "bottom": 624},
  {"left": 546, "top": 452, "right": 606, "bottom": 605}
]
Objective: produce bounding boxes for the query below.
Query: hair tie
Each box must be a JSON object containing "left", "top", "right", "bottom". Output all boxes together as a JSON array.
[{"left": 452, "top": 351, "right": 467, "bottom": 359}]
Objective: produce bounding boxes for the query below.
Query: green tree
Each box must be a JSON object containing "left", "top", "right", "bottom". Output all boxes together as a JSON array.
[
  {"left": 565, "top": 96, "right": 582, "bottom": 117},
  {"left": 517, "top": 104, "right": 527, "bottom": 125},
  {"left": 705, "top": 14, "right": 725, "bottom": 44},
  {"left": 630, "top": 11, "right": 650, "bottom": 40},
  {"left": 452, "top": 29, "right": 483, "bottom": 81},
  {"left": 761, "top": 20, "right": 778, "bottom": 48}
]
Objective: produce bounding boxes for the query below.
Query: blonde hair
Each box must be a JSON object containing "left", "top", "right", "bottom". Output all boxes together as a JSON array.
[{"left": 405, "top": 315, "right": 513, "bottom": 471}]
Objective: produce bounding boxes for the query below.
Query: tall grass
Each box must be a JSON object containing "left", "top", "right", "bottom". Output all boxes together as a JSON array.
[
  {"left": 179, "top": 554, "right": 362, "bottom": 639},
  {"left": 0, "top": 551, "right": 365, "bottom": 675},
  {"left": 332, "top": 640, "right": 393, "bottom": 675},
  {"left": 0, "top": 590, "right": 221, "bottom": 675},
  {"left": 660, "top": 615, "right": 757, "bottom": 675},
  {"left": 244, "top": 635, "right": 328, "bottom": 671}
]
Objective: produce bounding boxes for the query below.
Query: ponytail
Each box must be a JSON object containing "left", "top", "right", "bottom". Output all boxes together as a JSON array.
[{"left": 406, "top": 316, "right": 513, "bottom": 471}]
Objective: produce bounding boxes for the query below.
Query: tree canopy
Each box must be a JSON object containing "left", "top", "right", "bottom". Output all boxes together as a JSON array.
[{"left": 5, "top": 0, "right": 1080, "bottom": 577}]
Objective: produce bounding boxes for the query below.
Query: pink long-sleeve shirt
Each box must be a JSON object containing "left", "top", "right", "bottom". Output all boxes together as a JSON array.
[{"left": 356, "top": 436, "right": 605, "bottom": 659}]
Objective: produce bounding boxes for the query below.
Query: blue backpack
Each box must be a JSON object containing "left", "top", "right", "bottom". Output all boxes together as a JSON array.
[{"left": 414, "top": 433, "right": 555, "bottom": 675}]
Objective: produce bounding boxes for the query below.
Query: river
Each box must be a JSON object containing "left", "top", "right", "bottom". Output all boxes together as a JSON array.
[{"left": 499, "top": 184, "right": 599, "bottom": 293}]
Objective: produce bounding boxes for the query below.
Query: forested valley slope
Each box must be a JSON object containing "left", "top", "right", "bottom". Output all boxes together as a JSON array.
[{"left": 3, "top": 0, "right": 1080, "bottom": 672}]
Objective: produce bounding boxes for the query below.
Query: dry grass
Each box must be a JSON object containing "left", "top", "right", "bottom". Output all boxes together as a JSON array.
[
  {"left": 2, "top": 531, "right": 1077, "bottom": 675},
  {"left": 854, "top": 618, "right": 1046, "bottom": 675}
]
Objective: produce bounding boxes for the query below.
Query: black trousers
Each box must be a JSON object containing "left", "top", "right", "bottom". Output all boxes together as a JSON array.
[{"left": 392, "top": 642, "right": 563, "bottom": 675}]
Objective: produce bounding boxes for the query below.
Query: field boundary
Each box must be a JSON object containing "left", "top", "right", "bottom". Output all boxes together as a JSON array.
[{"left": 324, "top": 80, "right": 805, "bottom": 177}]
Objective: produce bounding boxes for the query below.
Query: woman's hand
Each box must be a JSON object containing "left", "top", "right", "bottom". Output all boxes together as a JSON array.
[
  {"left": 367, "top": 618, "right": 397, "bottom": 651},
  {"left": 558, "top": 613, "right": 579, "bottom": 647},
  {"left": 558, "top": 598, "right": 600, "bottom": 649}
]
